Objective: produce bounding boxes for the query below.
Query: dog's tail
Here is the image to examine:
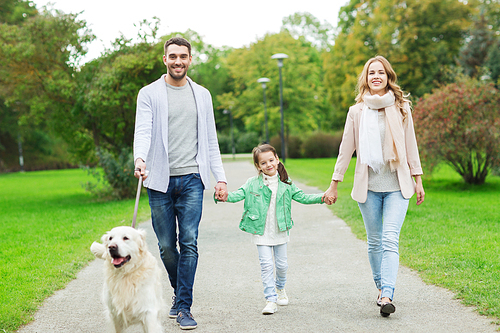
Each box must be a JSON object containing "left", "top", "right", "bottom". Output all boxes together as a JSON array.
[{"left": 90, "top": 242, "right": 106, "bottom": 259}]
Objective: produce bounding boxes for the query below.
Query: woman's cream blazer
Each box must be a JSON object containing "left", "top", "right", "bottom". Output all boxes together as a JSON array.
[{"left": 332, "top": 102, "right": 423, "bottom": 203}]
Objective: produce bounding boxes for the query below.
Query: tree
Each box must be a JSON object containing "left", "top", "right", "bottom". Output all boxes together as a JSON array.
[
  {"left": 0, "top": 101, "right": 19, "bottom": 170},
  {"left": 0, "top": 0, "right": 38, "bottom": 169},
  {"left": 280, "top": 12, "right": 339, "bottom": 130},
  {"left": 0, "top": 3, "right": 91, "bottom": 170},
  {"left": 183, "top": 31, "right": 233, "bottom": 132},
  {"left": 0, "top": 0, "right": 37, "bottom": 24},
  {"left": 323, "top": 0, "right": 473, "bottom": 125},
  {"left": 466, "top": 0, "right": 500, "bottom": 86},
  {"left": 71, "top": 36, "right": 164, "bottom": 162},
  {"left": 459, "top": 12, "right": 496, "bottom": 77},
  {"left": 67, "top": 22, "right": 165, "bottom": 197},
  {"left": 222, "top": 31, "right": 331, "bottom": 141},
  {"left": 71, "top": 27, "right": 231, "bottom": 161},
  {"left": 72, "top": 28, "right": 230, "bottom": 197},
  {"left": 471, "top": 0, "right": 500, "bottom": 33},
  {"left": 281, "top": 12, "right": 335, "bottom": 50},
  {"left": 73, "top": 27, "right": 226, "bottom": 152},
  {"left": 485, "top": 38, "right": 500, "bottom": 86},
  {"left": 0, "top": 7, "right": 93, "bottom": 119},
  {"left": 413, "top": 77, "right": 500, "bottom": 184}
]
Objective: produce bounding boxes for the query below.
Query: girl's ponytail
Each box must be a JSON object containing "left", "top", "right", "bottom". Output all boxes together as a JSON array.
[{"left": 277, "top": 161, "right": 291, "bottom": 185}]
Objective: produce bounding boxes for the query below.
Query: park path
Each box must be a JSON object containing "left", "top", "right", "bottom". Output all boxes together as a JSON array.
[{"left": 18, "top": 160, "right": 497, "bottom": 332}]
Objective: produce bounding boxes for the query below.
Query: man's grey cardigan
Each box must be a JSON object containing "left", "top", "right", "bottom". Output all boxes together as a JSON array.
[{"left": 133, "top": 75, "right": 227, "bottom": 193}]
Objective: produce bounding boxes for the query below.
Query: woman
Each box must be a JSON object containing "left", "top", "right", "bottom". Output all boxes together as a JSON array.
[{"left": 323, "top": 55, "right": 425, "bottom": 317}]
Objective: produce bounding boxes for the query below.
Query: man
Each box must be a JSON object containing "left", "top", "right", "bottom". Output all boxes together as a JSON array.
[{"left": 133, "top": 37, "right": 228, "bottom": 330}]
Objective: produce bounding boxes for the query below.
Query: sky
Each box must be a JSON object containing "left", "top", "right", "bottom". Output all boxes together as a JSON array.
[{"left": 32, "top": 0, "right": 346, "bottom": 63}]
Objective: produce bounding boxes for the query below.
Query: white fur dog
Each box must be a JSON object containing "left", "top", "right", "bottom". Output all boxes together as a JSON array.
[{"left": 91, "top": 226, "right": 164, "bottom": 333}]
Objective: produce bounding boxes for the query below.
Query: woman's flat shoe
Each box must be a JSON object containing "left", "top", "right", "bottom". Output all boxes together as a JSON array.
[
  {"left": 376, "top": 295, "right": 382, "bottom": 307},
  {"left": 380, "top": 302, "right": 396, "bottom": 317}
]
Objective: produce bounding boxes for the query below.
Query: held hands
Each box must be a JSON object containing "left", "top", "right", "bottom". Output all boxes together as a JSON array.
[
  {"left": 215, "top": 182, "right": 228, "bottom": 202},
  {"left": 323, "top": 195, "right": 336, "bottom": 205},
  {"left": 215, "top": 189, "right": 226, "bottom": 201},
  {"left": 322, "top": 180, "right": 339, "bottom": 205}
]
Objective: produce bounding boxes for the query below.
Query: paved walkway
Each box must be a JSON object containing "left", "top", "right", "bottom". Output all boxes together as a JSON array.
[{"left": 18, "top": 161, "right": 497, "bottom": 332}]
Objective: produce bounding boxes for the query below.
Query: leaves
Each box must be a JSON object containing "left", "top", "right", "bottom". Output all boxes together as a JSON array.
[
  {"left": 69, "top": 38, "right": 164, "bottom": 161},
  {"left": 0, "top": 0, "right": 37, "bottom": 25},
  {"left": 223, "top": 31, "right": 330, "bottom": 140},
  {"left": 413, "top": 77, "right": 500, "bottom": 184},
  {"left": 0, "top": 7, "right": 94, "bottom": 117},
  {"left": 324, "top": 0, "right": 473, "bottom": 121},
  {"left": 0, "top": 5, "right": 94, "bottom": 170},
  {"left": 281, "top": 12, "right": 335, "bottom": 50}
]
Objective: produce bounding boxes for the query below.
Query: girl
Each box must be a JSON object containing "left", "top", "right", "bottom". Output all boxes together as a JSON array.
[
  {"left": 323, "top": 56, "right": 425, "bottom": 317},
  {"left": 217, "top": 144, "right": 328, "bottom": 314}
]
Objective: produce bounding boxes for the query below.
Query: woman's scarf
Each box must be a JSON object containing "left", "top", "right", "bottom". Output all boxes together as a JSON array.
[{"left": 359, "top": 91, "right": 405, "bottom": 173}]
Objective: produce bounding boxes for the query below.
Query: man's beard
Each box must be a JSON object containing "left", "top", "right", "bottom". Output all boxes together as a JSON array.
[{"left": 168, "top": 66, "right": 187, "bottom": 80}]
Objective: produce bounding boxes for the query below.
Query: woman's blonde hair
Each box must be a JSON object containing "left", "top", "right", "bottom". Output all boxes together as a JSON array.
[
  {"left": 355, "top": 55, "right": 411, "bottom": 120},
  {"left": 252, "top": 144, "right": 291, "bottom": 185}
]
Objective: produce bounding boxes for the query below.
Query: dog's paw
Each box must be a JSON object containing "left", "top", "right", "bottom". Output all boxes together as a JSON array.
[{"left": 90, "top": 242, "right": 106, "bottom": 259}]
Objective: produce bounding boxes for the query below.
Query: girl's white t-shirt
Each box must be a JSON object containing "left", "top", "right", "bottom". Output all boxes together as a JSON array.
[{"left": 253, "top": 173, "right": 290, "bottom": 246}]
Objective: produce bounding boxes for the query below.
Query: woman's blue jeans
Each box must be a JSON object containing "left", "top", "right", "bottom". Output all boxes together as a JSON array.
[
  {"left": 257, "top": 244, "right": 288, "bottom": 302},
  {"left": 358, "top": 190, "right": 409, "bottom": 300},
  {"left": 147, "top": 173, "right": 204, "bottom": 313}
]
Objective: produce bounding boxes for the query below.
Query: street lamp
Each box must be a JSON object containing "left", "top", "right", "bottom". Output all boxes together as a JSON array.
[
  {"left": 223, "top": 109, "right": 235, "bottom": 160},
  {"left": 14, "top": 102, "right": 24, "bottom": 172},
  {"left": 18, "top": 133, "right": 24, "bottom": 172},
  {"left": 271, "top": 53, "right": 288, "bottom": 163},
  {"left": 257, "top": 77, "right": 270, "bottom": 143}
]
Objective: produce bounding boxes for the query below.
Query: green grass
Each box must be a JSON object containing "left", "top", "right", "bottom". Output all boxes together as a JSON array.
[
  {"left": 286, "top": 158, "right": 500, "bottom": 324},
  {"left": 0, "top": 169, "right": 150, "bottom": 333}
]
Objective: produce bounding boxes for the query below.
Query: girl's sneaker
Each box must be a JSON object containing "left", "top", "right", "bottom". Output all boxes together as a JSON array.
[
  {"left": 276, "top": 288, "right": 289, "bottom": 306},
  {"left": 262, "top": 301, "right": 278, "bottom": 314}
]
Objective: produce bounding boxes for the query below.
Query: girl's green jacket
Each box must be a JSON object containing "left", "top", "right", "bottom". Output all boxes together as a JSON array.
[{"left": 217, "top": 174, "right": 323, "bottom": 235}]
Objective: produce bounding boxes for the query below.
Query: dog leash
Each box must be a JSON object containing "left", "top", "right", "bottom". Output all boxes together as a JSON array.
[{"left": 131, "top": 172, "right": 144, "bottom": 229}]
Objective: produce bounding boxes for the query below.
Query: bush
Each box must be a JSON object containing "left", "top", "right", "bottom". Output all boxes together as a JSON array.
[
  {"left": 0, "top": 129, "right": 76, "bottom": 172},
  {"left": 269, "top": 135, "right": 282, "bottom": 156},
  {"left": 413, "top": 77, "right": 500, "bottom": 184},
  {"left": 286, "top": 135, "right": 303, "bottom": 158},
  {"left": 269, "top": 135, "right": 302, "bottom": 159},
  {"left": 217, "top": 131, "right": 261, "bottom": 154},
  {"left": 302, "top": 132, "right": 343, "bottom": 158},
  {"left": 235, "top": 132, "right": 260, "bottom": 153},
  {"left": 83, "top": 148, "right": 138, "bottom": 199},
  {"left": 217, "top": 133, "right": 232, "bottom": 154}
]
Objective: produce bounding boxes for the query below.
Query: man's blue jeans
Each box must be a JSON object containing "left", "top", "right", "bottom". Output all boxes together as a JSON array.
[
  {"left": 147, "top": 173, "right": 204, "bottom": 312},
  {"left": 358, "top": 190, "right": 409, "bottom": 301}
]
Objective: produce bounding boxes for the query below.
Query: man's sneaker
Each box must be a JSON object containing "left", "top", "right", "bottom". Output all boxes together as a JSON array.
[
  {"left": 168, "top": 296, "right": 177, "bottom": 319},
  {"left": 276, "top": 288, "right": 289, "bottom": 306},
  {"left": 176, "top": 310, "right": 197, "bottom": 330},
  {"left": 262, "top": 301, "right": 278, "bottom": 315}
]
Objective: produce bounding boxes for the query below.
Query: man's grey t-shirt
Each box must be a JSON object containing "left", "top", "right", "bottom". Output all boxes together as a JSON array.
[{"left": 166, "top": 82, "right": 199, "bottom": 176}]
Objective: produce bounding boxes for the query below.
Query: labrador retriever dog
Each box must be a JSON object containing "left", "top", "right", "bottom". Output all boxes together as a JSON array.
[{"left": 91, "top": 226, "right": 164, "bottom": 333}]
